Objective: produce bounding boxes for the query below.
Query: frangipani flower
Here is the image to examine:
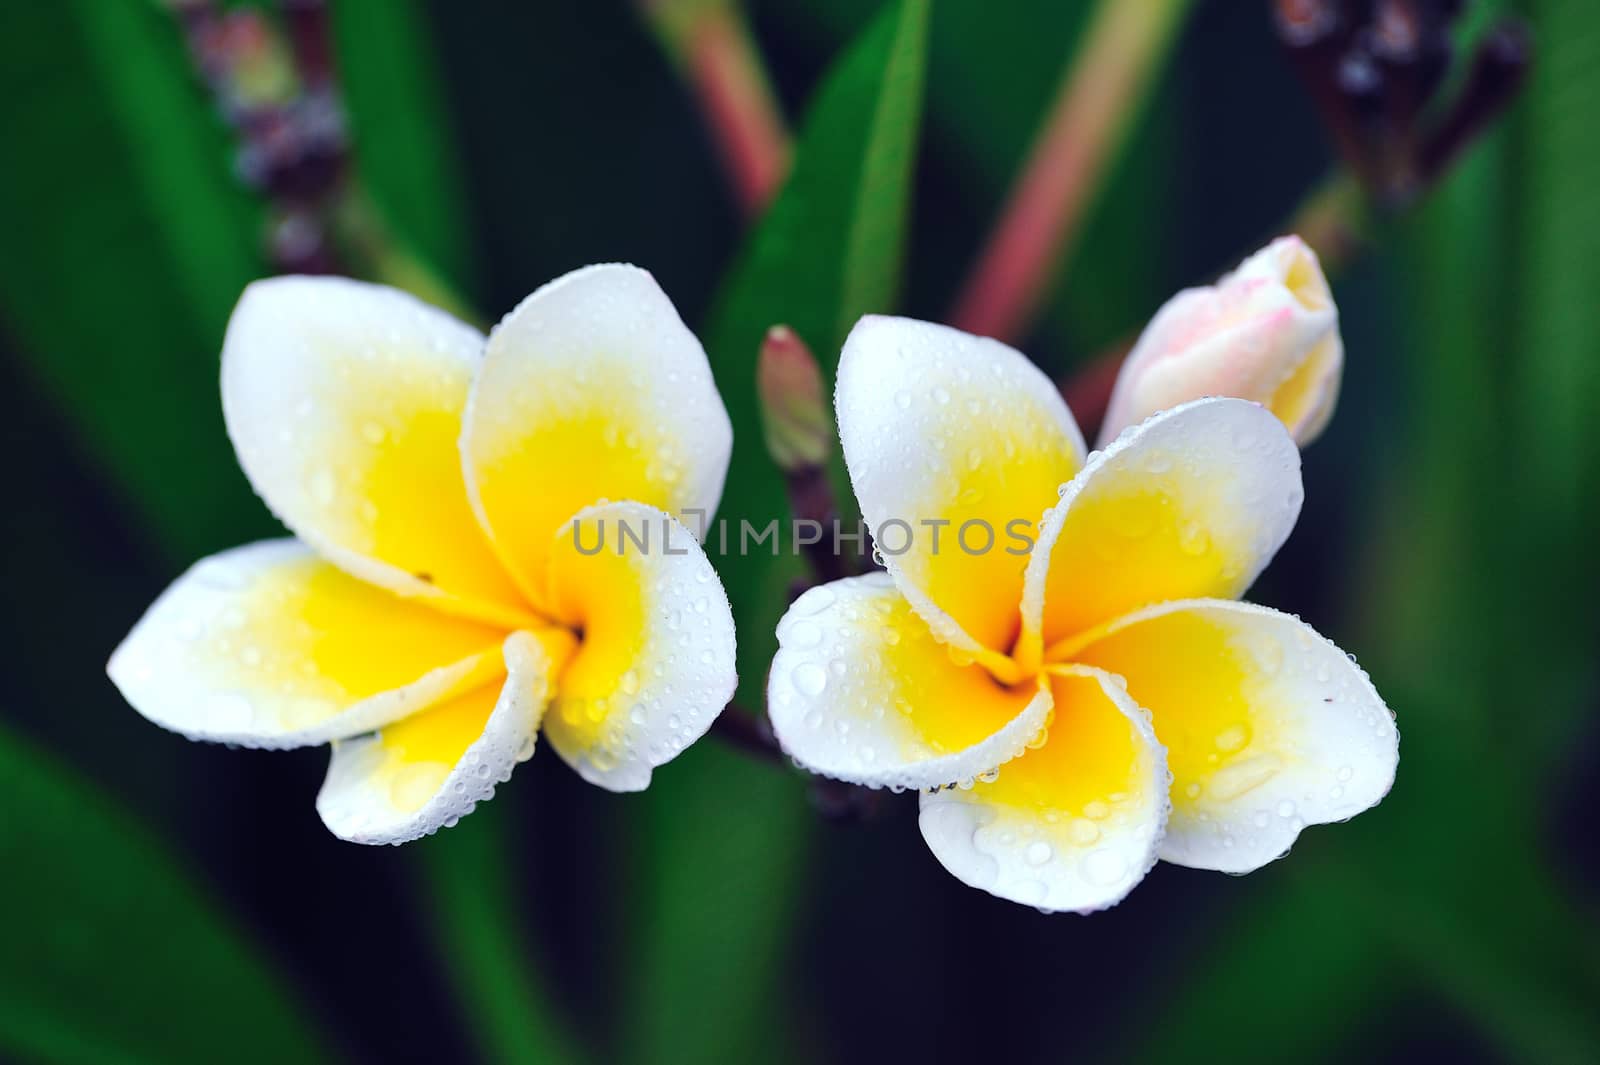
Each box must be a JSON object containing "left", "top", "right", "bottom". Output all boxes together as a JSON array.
[
  {"left": 768, "top": 315, "right": 1397, "bottom": 912},
  {"left": 1100, "top": 236, "right": 1343, "bottom": 447},
  {"left": 108, "top": 265, "right": 738, "bottom": 844}
]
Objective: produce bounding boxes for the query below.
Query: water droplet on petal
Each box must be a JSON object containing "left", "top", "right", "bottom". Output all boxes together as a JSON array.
[
  {"left": 792, "top": 662, "right": 827, "bottom": 697},
  {"left": 1084, "top": 848, "right": 1128, "bottom": 886},
  {"left": 310, "top": 468, "right": 336, "bottom": 506}
]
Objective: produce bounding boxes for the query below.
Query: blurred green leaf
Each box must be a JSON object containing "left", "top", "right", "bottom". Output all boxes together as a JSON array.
[
  {"left": 0, "top": 722, "right": 332, "bottom": 1064},
  {"left": 624, "top": 3, "right": 930, "bottom": 1061},
  {"left": 2, "top": 4, "right": 572, "bottom": 1061},
  {"left": 1511, "top": 0, "right": 1600, "bottom": 761},
  {"left": 330, "top": 0, "right": 475, "bottom": 295},
  {"left": 1128, "top": 862, "right": 1387, "bottom": 1065},
  {"left": 419, "top": 805, "right": 584, "bottom": 1065},
  {"left": 0, "top": 0, "right": 267, "bottom": 564},
  {"left": 1130, "top": 122, "right": 1600, "bottom": 1064}
]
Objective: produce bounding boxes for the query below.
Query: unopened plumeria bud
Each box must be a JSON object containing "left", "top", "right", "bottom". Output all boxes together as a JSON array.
[
  {"left": 757, "top": 325, "right": 832, "bottom": 472},
  {"left": 1099, "top": 235, "right": 1343, "bottom": 448}
]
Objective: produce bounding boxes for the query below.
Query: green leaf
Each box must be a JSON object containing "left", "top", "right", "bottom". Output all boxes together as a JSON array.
[
  {"left": 0, "top": 0, "right": 269, "bottom": 565},
  {"left": 330, "top": 0, "right": 477, "bottom": 301},
  {"left": 1125, "top": 865, "right": 1390, "bottom": 1065},
  {"left": 2, "top": 5, "right": 574, "bottom": 1061},
  {"left": 1511, "top": 0, "right": 1600, "bottom": 756},
  {"left": 0, "top": 722, "right": 332, "bottom": 1065},
  {"left": 623, "top": 3, "right": 930, "bottom": 1061},
  {"left": 1129, "top": 126, "right": 1600, "bottom": 1065},
  {"left": 417, "top": 806, "right": 585, "bottom": 1065}
]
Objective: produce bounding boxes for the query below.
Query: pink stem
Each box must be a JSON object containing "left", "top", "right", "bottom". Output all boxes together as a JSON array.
[
  {"left": 667, "top": 3, "right": 792, "bottom": 216},
  {"left": 950, "top": 0, "right": 1192, "bottom": 343}
]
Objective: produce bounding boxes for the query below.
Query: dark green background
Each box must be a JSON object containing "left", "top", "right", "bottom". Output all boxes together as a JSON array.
[{"left": 2, "top": 1, "right": 1596, "bottom": 1063}]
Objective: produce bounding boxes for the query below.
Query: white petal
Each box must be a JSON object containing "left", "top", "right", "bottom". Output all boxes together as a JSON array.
[
  {"left": 462, "top": 264, "right": 732, "bottom": 611},
  {"left": 1072, "top": 598, "right": 1398, "bottom": 873},
  {"left": 541, "top": 501, "right": 737, "bottom": 792},
  {"left": 919, "top": 666, "right": 1168, "bottom": 913},
  {"left": 316, "top": 630, "right": 560, "bottom": 845},
  {"left": 768, "top": 574, "right": 1053, "bottom": 791},
  {"left": 221, "top": 276, "right": 529, "bottom": 628},
  {"left": 836, "top": 315, "right": 1085, "bottom": 659},
  {"left": 1022, "top": 397, "right": 1302, "bottom": 656},
  {"left": 107, "top": 540, "right": 507, "bottom": 749}
]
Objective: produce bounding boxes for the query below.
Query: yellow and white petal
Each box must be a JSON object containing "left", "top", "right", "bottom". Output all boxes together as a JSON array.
[
  {"left": 462, "top": 264, "right": 733, "bottom": 609},
  {"left": 1024, "top": 397, "right": 1301, "bottom": 654},
  {"left": 768, "top": 573, "right": 1053, "bottom": 791},
  {"left": 316, "top": 629, "right": 569, "bottom": 845},
  {"left": 836, "top": 315, "right": 1085, "bottom": 660},
  {"left": 541, "top": 501, "right": 737, "bottom": 792},
  {"left": 918, "top": 666, "right": 1167, "bottom": 913},
  {"left": 107, "top": 540, "right": 508, "bottom": 749},
  {"left": 221, "top": 276, "right": 530, "bottom": 628},
  {"left": 1072, "top": 599, "right": 1397, "bottom": 873}
]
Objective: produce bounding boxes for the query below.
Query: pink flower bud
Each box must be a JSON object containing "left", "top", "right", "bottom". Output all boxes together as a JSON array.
[
  {"left": 757, "top": 325, "right": 832, "bottom": 472},
  {"left": 1099, "top": 236, "right": 1343, "bottom": 447}
]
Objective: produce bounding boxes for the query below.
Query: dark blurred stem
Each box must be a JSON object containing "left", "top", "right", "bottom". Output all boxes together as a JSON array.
[
  {"left": 1419, "top": 21, "right": 1531, "bottom": 184},
  {"left": 1274, "top": 0, "right": 1384, "bottom": 194},
  {"left": 279, "top": 0, "right": 333, "bottom": 90},
  {"left": 708, "top": 700, "right": 783, "bottom": 763},
  {"left": 708, "top": 702, "right": 886, "bottom": 822},
  {"left": 786, "top": 467, "right": 853, "bottom": 583}
]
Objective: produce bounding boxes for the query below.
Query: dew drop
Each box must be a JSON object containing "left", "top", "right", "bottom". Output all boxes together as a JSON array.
[
  {"left": 309, "top": 468, "right": 337, "bottom": 506},
  {"left": 1177, "top": 520, "right": 1210, "bottom": 556},
  {"left": 1213, "top": 724, "right": 1250, "bottom": 754},
  {"left": 389, "top": 763, "right": 448, "bottom": 812},
  {"left": 787, "top": 621, "right": 822, "bottom": 649},
  {"left": 1067, "top": 818, "right": 1100, "bottom": 846},
  {"left": 797, "top": 588, "right": 835, "bottom": 616},
  {"left": 792, "top": 662, "right": 828, "bottom": 697},
  {"left": 1207, "top": 753, "right": 1283, "bottom": 800}
]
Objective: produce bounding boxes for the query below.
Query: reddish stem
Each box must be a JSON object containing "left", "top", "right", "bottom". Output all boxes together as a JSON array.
[
  {"left": 949, "top": 0, "right": 1192, "bottom": 343},
  {"left": 649, "top": 2, "right": 791, "bottom": 217}
]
